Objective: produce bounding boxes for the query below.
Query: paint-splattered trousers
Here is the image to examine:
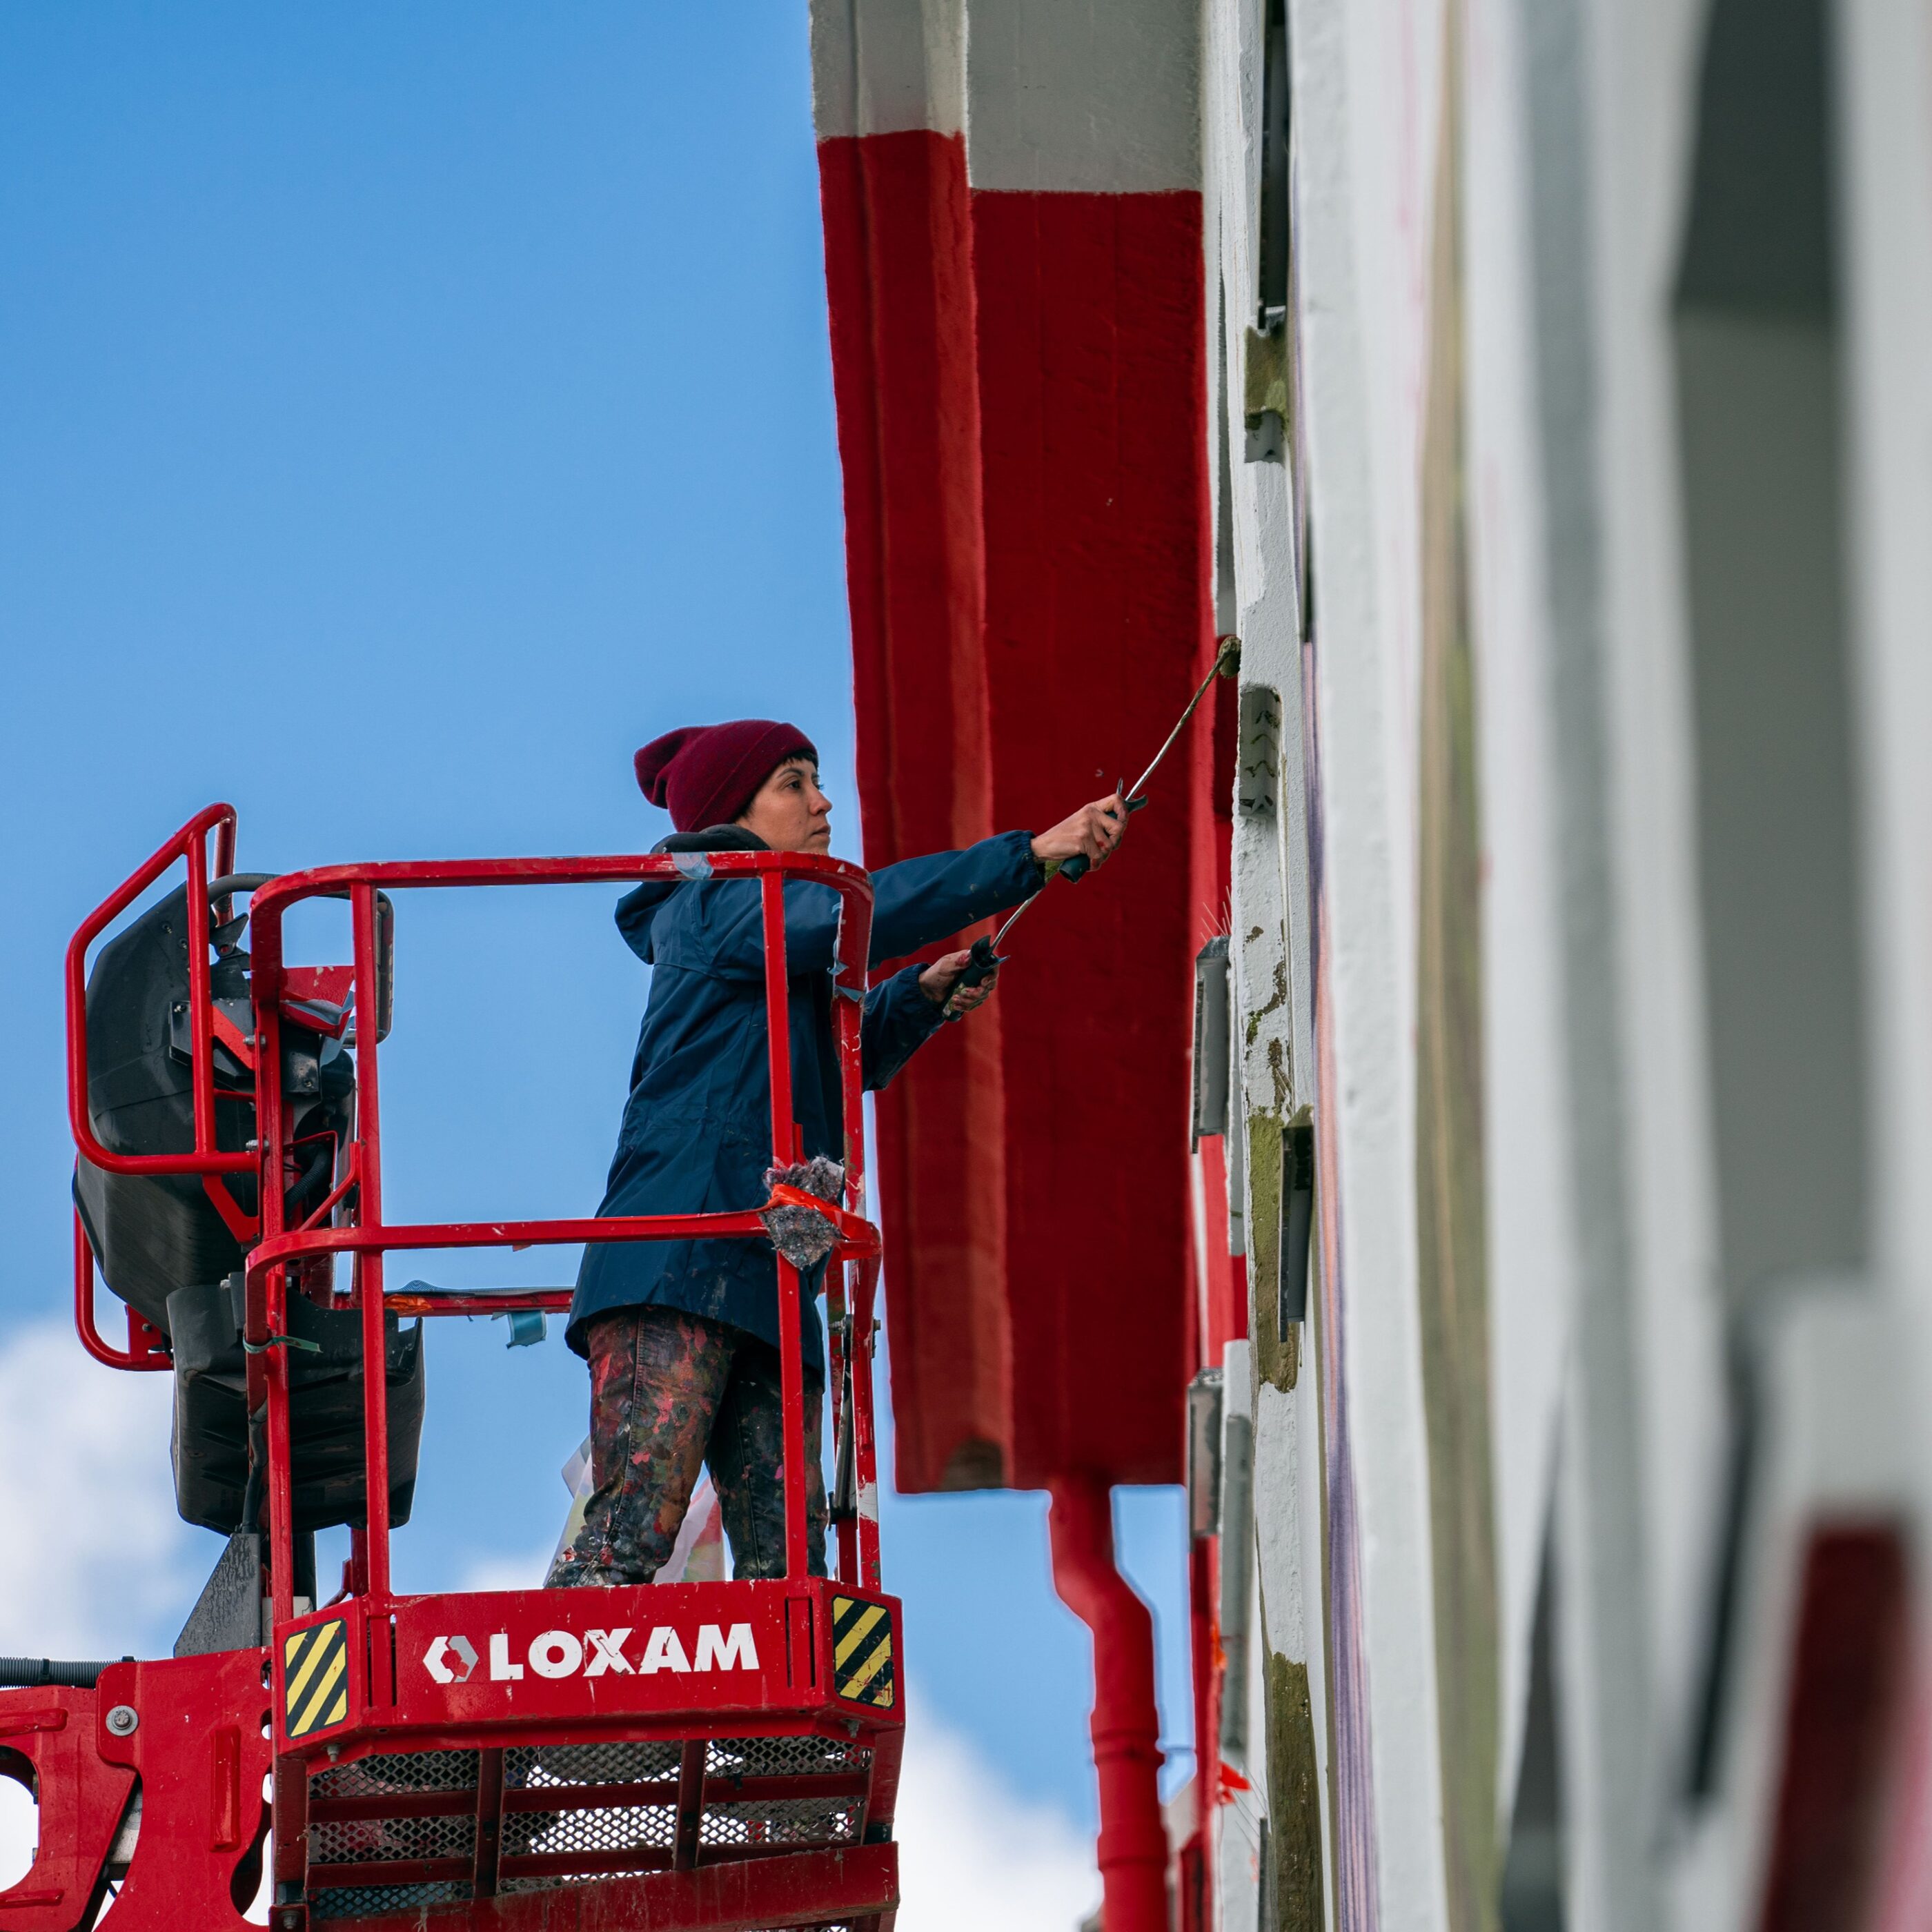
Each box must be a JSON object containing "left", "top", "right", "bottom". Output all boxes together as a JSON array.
[{"left": 546, "top": 1305, "right": 827, "bottom": 1588}]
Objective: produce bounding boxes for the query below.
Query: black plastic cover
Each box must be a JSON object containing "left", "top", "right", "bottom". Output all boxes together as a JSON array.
[
  {"left": 75, "top": 883, "right": 423, "bottom": 1537},
  {"left": 168, "top": 1275, "right": 426, "bottom": 1536}
]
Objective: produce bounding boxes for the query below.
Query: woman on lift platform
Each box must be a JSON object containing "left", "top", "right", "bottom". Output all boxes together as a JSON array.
[{"left": 549, "top": 718, "right": 1127, "bottom": 1589}]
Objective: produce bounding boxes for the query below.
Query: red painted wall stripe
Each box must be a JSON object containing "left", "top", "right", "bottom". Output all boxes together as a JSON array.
[
  {"left": 1758, "top": 1523, "right": 1908, "bottom": 1932},
  {"left": 971, "top": 187, "right": 1208, "bottom": 1486},
  {"left": 818, "top": 134, "right": 1211, "bottom": 1490}
]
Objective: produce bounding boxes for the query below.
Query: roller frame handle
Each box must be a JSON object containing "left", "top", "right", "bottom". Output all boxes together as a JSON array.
[
  {"left": 942, "top": 933, "right": 1005, "bottom": 1022},
  {"left": 1054, "top": 791, "right": 1148, "bottom": 884}
]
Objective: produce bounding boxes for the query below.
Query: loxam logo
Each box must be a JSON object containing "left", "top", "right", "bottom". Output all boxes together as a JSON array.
[{"left": 422, "top": 1622, "right": 760, "bottom": 1686}]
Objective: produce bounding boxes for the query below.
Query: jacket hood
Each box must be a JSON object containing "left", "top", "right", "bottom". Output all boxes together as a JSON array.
[
  {"left": 616, "top": 826, "right": 771, "bottom": 963},
  {"left": 615, "top": 876, "right": 680, "bottom": 963}
]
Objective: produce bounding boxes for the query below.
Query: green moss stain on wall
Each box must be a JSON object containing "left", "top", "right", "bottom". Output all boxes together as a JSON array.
[
  {"left": 1265, "top": 1650, "right": 1326, "bottom": 1931},
  {"left": 1416, "top": 12, "right": 1501, "bottom": 1931},
  {"left": 1246, "top": 950, "right": 1290, "bottom": 1055},
  {"left": 1246, "top": 1110, "right": 1302, "bottom": 1391}
]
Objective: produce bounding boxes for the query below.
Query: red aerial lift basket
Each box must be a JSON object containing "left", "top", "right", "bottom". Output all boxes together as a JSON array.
[{"left": 1, "top": 805, "right": 902, "bottom": 1932}]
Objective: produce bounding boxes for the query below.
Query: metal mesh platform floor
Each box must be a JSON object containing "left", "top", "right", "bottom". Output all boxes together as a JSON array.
[{"left": 306, "top": 1735, "right": 876, "bottom": 1921}]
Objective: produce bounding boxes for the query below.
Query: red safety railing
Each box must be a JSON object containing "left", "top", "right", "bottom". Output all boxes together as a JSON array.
[
  {"left": 66, "top": 802, "right": 241, "bottom": 1176},
  {"left": 66, "top": 803, "right": 239, "bottom": 1370},
  {"left": 68, "top": 816, "right": 887, "bottom": 1623}
]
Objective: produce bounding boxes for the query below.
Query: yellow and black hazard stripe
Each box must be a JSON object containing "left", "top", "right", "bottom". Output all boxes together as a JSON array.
[
  {"left": 830, "top": 1595, "right": 895, "bottom": 1709},
  {"left": 282, "top": 1617, "right": 351, "bottom": 1740}
]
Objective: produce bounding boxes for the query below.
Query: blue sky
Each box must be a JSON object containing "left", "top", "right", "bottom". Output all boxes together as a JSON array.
[{"left": 0, "top": 1, "right": 1190, "bottom": 1844}]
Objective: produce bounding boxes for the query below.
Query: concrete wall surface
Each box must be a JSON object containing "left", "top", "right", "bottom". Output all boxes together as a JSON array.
[{"left": 1204, "top": 0, "right": 1929, "bottom": 1927}]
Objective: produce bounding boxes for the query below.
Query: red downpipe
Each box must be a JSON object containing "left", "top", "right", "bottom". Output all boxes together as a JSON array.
[{"left": 1050, "top": 1475, "right": 1169, "bottom": 1932}]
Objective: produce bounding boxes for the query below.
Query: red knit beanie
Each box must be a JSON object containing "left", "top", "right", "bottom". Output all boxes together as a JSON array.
[{"left": 633, "top": 720, "right": 818, "bottom": 833}]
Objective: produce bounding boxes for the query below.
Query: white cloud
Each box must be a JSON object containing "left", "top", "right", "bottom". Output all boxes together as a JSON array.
[
  {"left": 455, "top": 1545, "right": 555, "bottom": 1594},
  {"left": 892, "top": 1693, "right": 1098, "bottom": 1932},
  {"left": 0, "top": 1780, "right": 33, "bottom": 1891},
  {"left": 0, "top": 1322, "right": 191, "bottom": 1659},
  {"left": 0, "top": 1321, "right": 195, "bottom": 1890}
]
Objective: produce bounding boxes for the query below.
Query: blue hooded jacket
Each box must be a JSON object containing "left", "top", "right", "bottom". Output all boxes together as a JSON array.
[{"left": 566, "top": 831, "right": 1043, "bottom": 1374}]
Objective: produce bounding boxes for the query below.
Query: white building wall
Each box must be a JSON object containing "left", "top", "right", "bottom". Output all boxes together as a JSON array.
[
  {"left": 1288, "top": 4, "right": 1450, "bottom": 1923},
  {"left": 1836, "top": 8, "right": 1932, "bottom": 1910},
  {"left": 1201, "top": 4, "right": 1332, "bottom": 1929},
  {"left": 1839, "top": 0, "right": 1932, "bottom": 1505},
  {"left": 1206, "top": 0, "right": 1929, "bottom": 1928},
  {"left": 1457, "top": 0, "right": 1583, "bottom": 1825},
  {"left": 1211, "top": 0, "right": 1458, "bottom": 1924}
]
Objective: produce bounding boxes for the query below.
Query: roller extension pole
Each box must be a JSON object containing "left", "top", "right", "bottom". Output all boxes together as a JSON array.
[
  {"left": 1049, "top": 1475, "right": 1168, "bottom": 1932},
  {"left": 943, "top": 635, "right": 1240, "bottom": 1014}
]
